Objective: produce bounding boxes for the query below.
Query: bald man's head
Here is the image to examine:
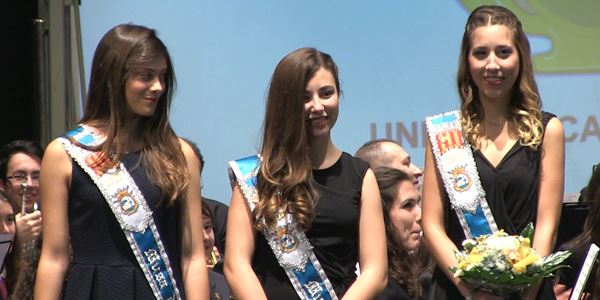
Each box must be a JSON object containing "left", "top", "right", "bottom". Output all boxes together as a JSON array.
[{"left": 356, "top": 139, "right": 422, "bottom": 184}]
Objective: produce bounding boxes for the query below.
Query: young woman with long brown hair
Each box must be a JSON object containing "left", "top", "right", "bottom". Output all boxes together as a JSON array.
[
  {"left": 35, "top": 24, "right": 208, "bottom": 299},
  {"left": 225, "top": 47, "right": 387, "bottom": 299}
]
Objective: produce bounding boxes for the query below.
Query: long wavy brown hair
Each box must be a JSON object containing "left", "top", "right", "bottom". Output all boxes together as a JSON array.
[
  {"left": 374, "top": 167, "right": 421, "bottom": 298},
  {"left": 255, "top": 47, "right": 340, "bottom": 231},
  {"left": 457, "top": 5, "right": 544, "bottom": 150},
  {"left": 78, "top": 24, "right": 188, "bottom": 205},
  {"left": 564, "top": 166, "right": 600, "bottom": 299}
]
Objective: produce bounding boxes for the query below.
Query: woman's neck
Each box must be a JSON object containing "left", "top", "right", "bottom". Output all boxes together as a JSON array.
[
  {"left": 479, "top": 98, "right": 511, "bottom": 126},
  {"left": 119, "top": 120, "right": 144, "bottom": 153},
  {"left": 309, "top": 135, "right": 341, "bottom": 170}
]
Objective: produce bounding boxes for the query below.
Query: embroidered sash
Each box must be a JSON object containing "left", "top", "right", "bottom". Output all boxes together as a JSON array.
[
  {"left": 228, "top": 155, "right": 338, "bottom": 300},
  {"left": 425, "top": 110, "right": 498, "bottom": 239},
  {"left": 61, "top": 125, "right": 181, "bottom": 300}
]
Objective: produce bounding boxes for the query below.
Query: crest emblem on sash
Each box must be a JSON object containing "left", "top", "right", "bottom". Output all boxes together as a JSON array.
[
  {"left": 450, "top": 166, "right": 472, "bottom": 192},
  {"left": 115, "top": 189, "right": 139, "bottom": 215},
  {"left": 279, "top": 233, "right": 299, "bottom": 253}
]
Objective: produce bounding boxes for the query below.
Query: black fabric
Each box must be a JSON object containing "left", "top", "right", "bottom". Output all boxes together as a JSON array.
[
  {"left": 558, "top": 241, "right": 596, "bottom": 294},
  {"left": 429, "top": 112, "right": 557, "bottom": 300},
  {"left": 252, "top": 152, "right": 368, "bottom": 299},
  {"left": 63, "top": 152, "right": 185, "bottom": 299},
  {"left": 376, "top": 280, "right": 413, "bottom": 300},
  {"left": 208, "top": 270, "right": 231, "bottom": 300}
]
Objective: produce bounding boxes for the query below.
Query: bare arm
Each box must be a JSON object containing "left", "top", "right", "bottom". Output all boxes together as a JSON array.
[
  {"left": 525, "top": 118, "right": 565, "bottom": 300},
  {"left": 223, "top": 183, "right": 266, "bottom": 300},
  {"left": 421, "top": 140, "right": 473, "bottom": 297},
  {"left": 532, "top": 117, "right": 564, "bottom": 256},
  {"left": 34, "top": 139, "right": 72, "bottom": 300},
  {"left": 342, "top": 169, "right": 388, "bottom": 300},
  {"left": 179, "top": 140, "right": 210, "bottom": 300}
]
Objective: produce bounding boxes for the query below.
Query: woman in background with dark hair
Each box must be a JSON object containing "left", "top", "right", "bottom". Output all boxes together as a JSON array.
[
  {"left": 554, "top": 165, "right": 600, "bottom": 300},
  {"left": 374, "top": 167, "right": 423, "bottom": 300},
  {"left": 225, "top": 47, "right": 387, "bottom": 299},
  {"left": 35, "top": 24, "right": 208, "bottom": 299}
]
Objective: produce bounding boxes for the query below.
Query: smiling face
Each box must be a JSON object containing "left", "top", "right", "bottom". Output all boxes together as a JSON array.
[
  {"left": 2, "top": 152, "right": 41, "bottom": 213},
  {"left": 388, "top": 180, "right": 422, "bottom": 251},
  {"left": 202, "top": 214, "right": 215, "bottom": 262},
  {"left": 124, "top": 56, "right": 167, "bottom": 118},
  {"left": 468, "top": 24, "right": 520, "bottom": 104},
  {"left": 304, "top": 68, "right": 339, "bottom": 138}
]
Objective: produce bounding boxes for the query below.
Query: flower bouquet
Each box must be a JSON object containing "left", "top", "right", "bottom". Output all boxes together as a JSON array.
[{"left": 450, "top": 223, "right": 571, "bottom": 296}]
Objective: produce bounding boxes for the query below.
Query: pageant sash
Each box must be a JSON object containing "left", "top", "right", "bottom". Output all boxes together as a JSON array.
[
  {"left": 61, "top": 125, "right": 181, "bottom": 300},
  {"left": 425, "top": 110, "right": 498, "bottom": 239},
  {"left": 228, "top": 155, "right": 338, "bottom": 300}
]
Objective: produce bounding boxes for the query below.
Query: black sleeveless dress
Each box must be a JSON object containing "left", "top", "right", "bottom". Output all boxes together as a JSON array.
[
  {"left": 62, "top": 152, "right": 185, "bottom": 299},
  {"left": 252, "top": 152, "right": 369, "bottom": 299},
  {"left": 429, "top": 112, "right": 558, "bottom": 300}
]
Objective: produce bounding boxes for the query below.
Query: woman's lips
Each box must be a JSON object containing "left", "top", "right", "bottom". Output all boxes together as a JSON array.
[{"left": 310, "top": 116, "right": 328, "bottom": 129}]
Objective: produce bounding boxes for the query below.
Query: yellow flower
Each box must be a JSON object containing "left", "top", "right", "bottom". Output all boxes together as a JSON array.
[{"left": 512, "top": 253, "right": 539, "bottom": 274}]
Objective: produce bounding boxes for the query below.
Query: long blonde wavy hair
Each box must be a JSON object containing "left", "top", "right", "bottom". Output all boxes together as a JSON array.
[
  {"left": 255, "top": 48, "right": 340, "bottom": 231},
  {"left": 78, "top": 24, "right": 188, "bottom": 206},
  {"left": 457, "top": 5, "right": 544, "bottom": 149}
]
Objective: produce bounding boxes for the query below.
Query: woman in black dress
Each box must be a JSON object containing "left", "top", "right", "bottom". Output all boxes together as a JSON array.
[
  {"left": 35, "top": 24, "right": 208, "bottom": 299},
  {"left": 422, "top": 5, "right": 565, "bottom": 300},
  {"left": 224, "top": 47, "right": 387, "bottom": 299}
]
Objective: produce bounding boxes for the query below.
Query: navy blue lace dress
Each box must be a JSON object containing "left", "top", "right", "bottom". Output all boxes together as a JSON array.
[{"left": 63, "top": 152, "right": 185, "bottom": 299}]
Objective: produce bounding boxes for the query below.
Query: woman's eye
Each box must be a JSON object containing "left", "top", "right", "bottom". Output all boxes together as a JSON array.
[
  {"left": 137, "top": 72, "right": 153, "bottom": 81},
  {"left": 497, "top": 48, "right": 514, "bottom": 58},
  {"left": 402, "top": 201, "right": 415, "bottom": 209},
  {"left": 304, "top": 93, "right": 312, "bottom": 102},
  {"left": 472, "top": 49, "right": 488, "bottom": 59},
  {"left": 318, "top": 87, "right": 335, "bottom": 99}
]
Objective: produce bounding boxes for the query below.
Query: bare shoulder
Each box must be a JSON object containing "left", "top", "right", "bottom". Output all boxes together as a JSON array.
[
  {"left": 177, "top": 138, "right": 200, "bottom": 167},
  {"left": 41, "top": 138, "right": 72, "bottom": 181},
  {"left": 44, "top": 139, "right": 71, "bottom": 165},
  {"left": 543, "top": 117, "right": 565, "bottom": 145}
]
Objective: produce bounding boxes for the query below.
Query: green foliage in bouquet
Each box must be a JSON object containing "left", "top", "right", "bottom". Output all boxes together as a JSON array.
[{"left": 449, "top": 223, "right": 571, "bottom": 294}]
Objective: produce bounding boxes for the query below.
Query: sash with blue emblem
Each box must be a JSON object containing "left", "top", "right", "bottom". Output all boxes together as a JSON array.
[
  {"left": 61, "top": 125, "right": 181, "bottom": 300},
  {"left": 228, "top": 155, "right": 339, "bottom": 300},
  {"left": 425, "top": 110, "right": 498, "bottom": 239}
]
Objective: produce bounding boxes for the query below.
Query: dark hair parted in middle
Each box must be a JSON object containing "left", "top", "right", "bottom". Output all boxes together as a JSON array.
[{"left": 255, "top": 47, "right": 340, "bottom": 231}]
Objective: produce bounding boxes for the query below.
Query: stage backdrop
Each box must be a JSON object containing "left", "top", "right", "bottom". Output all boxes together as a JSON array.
[{"left": 80, "top": 0, "right": 600, "bottom": 204}]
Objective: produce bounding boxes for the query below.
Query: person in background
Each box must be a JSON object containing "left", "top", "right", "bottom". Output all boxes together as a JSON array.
[
  {"left": 202, "top": 200, "right": 231, "bottom": 300},
  {"left": 422, "top": 5, "right": 564, "bottom": 300},
  {"left": 0, "top": 190, "right": 15, "bottom": 300},
  {"left": 554, "top": 164, "right": 600, "bottom": 300},
  {"left": 355, "top": 139, "right": 423, "bottom": 185},
  {"left": 374, "top": 167, "right": 423, "bottom": 300},
  {"left": 35, "top": 24, "right": 208, "bottom": 299},
  {"left": 182, "top": 138, "right": 228, "bottom": 258},
  {"left": 356, "top": 138, "right": 433, "bottom": 296},
  {"left": 0, "top": 140, "right": 43, "bottom": 292},
  {"left": 225, "top": 47, "right": 387, "bottom": 299}
]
